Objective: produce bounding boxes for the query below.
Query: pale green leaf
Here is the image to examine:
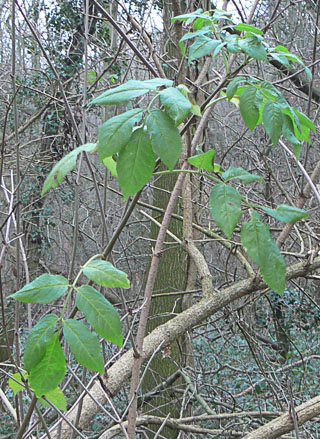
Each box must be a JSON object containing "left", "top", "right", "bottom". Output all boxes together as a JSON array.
[
  {"left": 9, "top": 372, "right": 27, "bottom": 396},
  {"left": 188, "top": 149, "right": 215, "bottom": 171},
  {"left": 97, "top": 109, "right": 143, "bottom": 160},
  {"left": 209, "top": 183, "right": 242, "bottom": 239},
  {"left": 261, "top": 205, "right": 309, "bottom": 224},
  {"left": 117, "top": 127, "right": 155, "bottom": 199},
  {"left": 222, "top": 166, "right": 263, "bottom": 184},
  {"left": 159, "top": 87, "right": 191, "bottom": 125},
  {"left": 42, "top": 143, "right": 96, "bottom": 195},
  {"left": 24, "top": 314, "right": 59, "bottom": 372},
  {"left": 146, "top": 109, "right": 182, "bottom": 170},
  {"left": 63, "top": 319, "right": 104, "bottom": 374},
  {"left": 102, "top": 156, "right": 117, "bottom": 177},
  {"left": 8, "top": 274, "right": 69, "bottom": 304},
  {"left": 76, "top": 285, "right": 122, "bottom": 346},
  {"left": 83, "top": 259, "right": 130, "bottom": 288},
  {"left": 28, "top": 334, "right": 66, "bottom": 396},
  {"left": 234, "top": 23, "right": 263, "bottom": 35},
  {"left": 240, "top": 211, "right": 286, "bottom": 294},
  {"left": 39, "top": 387, "right": 67, "bottom": 411}
]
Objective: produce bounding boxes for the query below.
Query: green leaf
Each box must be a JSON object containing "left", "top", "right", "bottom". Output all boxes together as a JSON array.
[
  {"left": 225, "top": 34, "right": 241, "bottom": 53},
  {"left": 29, "top": 334, "right": 66, "bottom": 396},
  {"left": 159, "top": 87, "right": 192, "bottom": 125},
  {"left": 240, "top": 211, "right": 286, "bottom": 294},
  {"left": 293, "top": 108, "right": 316, "bottom": 134},
  {"left": 8, "top": 274, "right": 69, "bottom": 304},
  {"left": 209, "top": 183, "right": 242, "bottom": 239},
  {"left": 102, "top": 156, "right": 117, "bottom": 177},
  {"left": 188, "top": 149, "right": 215, "bottom": 171},
  {"left": 146, "top": 109, "right": 182, "bottom": 170},
  {"left": 234, "top": 23, "right": 263, "bottom": 35},
  {"left": 42, "top": 143, "right": 96, "bottom": 195},
  {"left": 188, "top": 36, "right": 222, "bottom": 63},
  {"left": 263, "top": 101, "right": 283, "bottom": 146},
  {"left": 117, "top": 127, "right": 155, "bottom": 199},
  {"left": 226, "top": 76, "right": 245, "bottom": 100},
  {"left": 9, "top": 372, "right": 27, "bottom": 396},
  {"left": 179, "top": 28, "right": 212, "bottom": 43},
  {"left": 63, "top": 319, "right": 104, "bottom": 374},
  {"left": 97, "top": 109, "right": 143, "bottom": 160},
  {"left": 83, "top": 259, "right": 130, "bottom": 288},
  {"left": 270, "top": 52, "right": 291, "bottom": 69},
  {"left": 222, "top": 166, "right": 263, "bottom": 184},
  {"left": 239, "top": 36, "right": 268, "bottom": 61},
  {"left": 39, "top": 387, "right": 67, "bottom": 411},
  {"left": 239, "top": 86, "right": 262, "bottom": 130},
  {"left": 76, "top": 285, "right": 122, "bottom": 346},
  {"left": 261, "top": 205, "right": 309, "bottom": 224},
  {"left": 281, "top": 115, "right": 302, "bottom": 157},
  {"left": 89, "top": 79, "right": 169, "bottom": 105},
  {"left": 24, "top": 314, "right": 59, "bottom": 372},
  {"left": 190, "top": 103, "right": 202, "bottom": 116}
]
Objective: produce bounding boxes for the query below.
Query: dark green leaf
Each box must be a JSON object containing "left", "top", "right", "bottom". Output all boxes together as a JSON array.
[
  {"left": 117, "top": 127, "right": 156, "bottom": 199},
  {"left": 239, "top": 36, "right": 268, "bottom": 61},
  {"left": 159, "top": 87, "right": 192, "bottom": 125},
  {"left": 146, "top": 109, "right": 182, "bottom": 170},
  {"left": 42, "top": 143, "right": 96, "bottom": 195},
  {"left": 76, "top": 284, "right": 122, "bottom": 346},
  {"left": 226, "top": 76, "right": 245, "bottom": 100},
  {"left": 188, "top": 36, "right": 222, "bottom": 63},
  {"left": 209, "top": 183, "right": 242, "bottom": 239},
  {"left": 29, "top": 334, "right": 66, "bottom": 396},
  {"left": 261, "top": 205, "right": 309, "bottom": 224},
  {"left": 222, "top": 166, "right": 263, "bottom": 184},
  {"left": 24, "top": 314, "right": 59, "bottom": 372},
  {"left": 83, "top": 259, "right": 130, "bottom": 288},
  {"left": 8, "top": 274, "right": 69, "bottom": 304},
  {"left": 39, "top": 387, "right": 67, "bottom": 411},
  {"left": 240, "top": 211, "right": 285, "bottom": 294},
  {"left": 263, "top": 101, "right": 283, "bottom": 146},
  {"left": 240, "top": 86, "right": 262, "bottom": 130},
  {"left": 97, "top": 109, "right": 143, "bottom": 160},
  {"left": 63, "top": 319, "right": 104, "bottom": 374},
  {"left": 188, "top": 149, "right": 215, "bottom": 171}
]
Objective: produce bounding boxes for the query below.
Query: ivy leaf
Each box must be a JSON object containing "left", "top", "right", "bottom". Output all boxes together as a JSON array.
[
  {"left": 209, "top": 183, "right": 242, "bottom": 239},
  {"left": 261, "top": 205, "right": 309, "bottom": 224},
  {"left": 240, "top": 86, "right": 262, "bottom": 130},
  {"left": 42, "top": 143, "right": 96, "bottom": 195},
  {"left": 117, "top": 127, "right": 156, "bottom": 199},
  {"left": 188, "top": 36, "right": 222, "bottom": 63},
  {"left": 240, "top": 211, "right": 286, "bottom": 294},
  {"left": 83, "top": 259, "right": 130, "bottom": 288},
  {"left": 89, "top": 79, "right": 170, "bottom": 105},
  {"left": 159, "top": 87, "right": 192, "bottom": 125},
  {"left": 188, "top": 149, "right": 215, "bottom": 171},
  {"left": 24, "top": 314, "right": 59, "bottom": 373},
  {"left": 9, "top": 372, "right": 27, "bottom": 395},
  {"left": 222, "top": 166, "right": 263, "bottom": 184},
  {"left": 263, "top": 101, "right": 283, "bottom": 146},
  {"left": 8, "top": 274, "right": 69, "bottom": 304},
  {"left": 97, "top": 109, "right": 143, "bottom": 160},
  {"left": 146, "top": 109, "right": 182, "bottom": 170},
  {"left": 39, "top": 387, "right": 67, "bottom": 411},
  {"left": 239, "top": 35, "right": 268, "bottom": 61},
  {"left": 63, "top": 319, "right": 104, "bottom": 374},
  {"left": 28, "top": 334, "right": 66, "bottom": 396},
  {"left": 76, "top": 285, "right": 122, "bottom": 346}
]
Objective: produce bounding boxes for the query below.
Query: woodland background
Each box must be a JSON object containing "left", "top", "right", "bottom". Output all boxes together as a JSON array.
[{"left": 1, "top": 0, "right": 320, "bottom": 438}]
